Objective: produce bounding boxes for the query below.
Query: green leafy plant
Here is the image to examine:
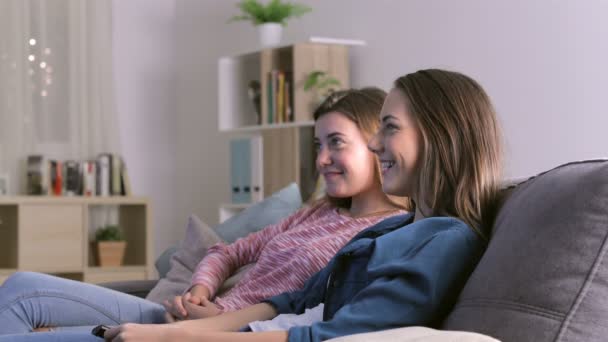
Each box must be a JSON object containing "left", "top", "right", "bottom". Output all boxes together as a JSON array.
[
  {"left": 230, "top": 0, "right": 312, "bottom": 26},
  {"left": 95, "top": 225, "right": 124, "bottom": 242},
  {"left": 304, "top": 70, "right": 341, "bottom": 97}
]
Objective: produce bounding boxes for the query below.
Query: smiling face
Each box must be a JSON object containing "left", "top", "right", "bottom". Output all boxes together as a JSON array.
[
  {"left": 368, "top": 88, "right": 423, "bottom": 198},
  {"left": 314, "top": 111, "right": 378, "bottom": 199}
]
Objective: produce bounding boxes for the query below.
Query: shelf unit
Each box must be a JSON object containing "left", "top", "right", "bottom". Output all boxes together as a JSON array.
[
  {"left": 219, "top": 42, "right": 349, "bottom": 131},
  {"left": 218, "top": 41, "right": 353, "bottom": 222},
  {"left": 0, "top": 196, "right": 153, "bottom": 284}
]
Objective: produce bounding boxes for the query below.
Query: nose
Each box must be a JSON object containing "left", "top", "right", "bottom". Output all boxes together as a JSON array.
[
  {"left": 316, "top": 146, "right": 332, "bottom": 169},
  {"left": 368, "top": 131, "right": 383, "bottom": 155}
]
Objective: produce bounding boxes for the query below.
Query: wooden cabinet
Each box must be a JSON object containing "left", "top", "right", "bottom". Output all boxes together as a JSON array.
[
  {"left": 19, "top": 204, "right": 84, "bottom": 272},
  {"left": 0, "top": 197, "right": 153, "bottom": 284}
]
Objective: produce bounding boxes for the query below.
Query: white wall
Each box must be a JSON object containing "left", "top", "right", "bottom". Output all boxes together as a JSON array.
[
  {"left": 116, "top": 0, "right": 608, "bottom": 255},
  {"left": 113, "top": 0, "right": 179, "bottom": 258}
]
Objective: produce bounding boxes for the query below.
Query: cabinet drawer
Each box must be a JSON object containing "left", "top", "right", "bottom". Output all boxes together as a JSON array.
[{"left": 19, "top": 204, "right": 84, "bottom": 272}]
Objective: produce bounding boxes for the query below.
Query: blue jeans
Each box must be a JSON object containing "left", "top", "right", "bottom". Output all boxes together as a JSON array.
[{"left": 0, "top": 272, "right": 166, "bottom": 341}]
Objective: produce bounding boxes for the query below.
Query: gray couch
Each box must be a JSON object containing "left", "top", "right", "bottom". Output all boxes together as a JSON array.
[
  {"left": 442, "top": 159, "right": 608, "bottom": 341},
  {"left": 104, "top": 160, "right": 608, "bottom": 341}
]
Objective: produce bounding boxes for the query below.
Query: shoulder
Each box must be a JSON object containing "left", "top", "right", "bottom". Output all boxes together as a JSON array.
[
  {"left": 377, "top": 216, "right": 482, "bottom": 255},
  {"left": 285, "top": 200, "right": 336, "bottom": 221}
]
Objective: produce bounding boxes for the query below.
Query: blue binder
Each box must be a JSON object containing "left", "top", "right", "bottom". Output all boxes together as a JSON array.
[{"left": 230, "top": 139, "right": 252, "bottom": 203}]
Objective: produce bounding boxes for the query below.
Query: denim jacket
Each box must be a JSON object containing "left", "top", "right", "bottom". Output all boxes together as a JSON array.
[{"left": 264, "top": 213, "right": 484, "bottom": 342}]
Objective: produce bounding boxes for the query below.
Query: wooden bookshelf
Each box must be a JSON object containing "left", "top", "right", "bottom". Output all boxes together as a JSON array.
[
  {"left": 218, "top": 42, "right": 350, "bottom": 132},
  {"left": 0, "top": 196, "right": 153, "bottom": 284}
]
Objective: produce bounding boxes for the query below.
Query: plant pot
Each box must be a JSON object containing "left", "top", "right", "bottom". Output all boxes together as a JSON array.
[
  {"left": 96, "top": 241, "right": 127, "bottom": 267},
  {"left": 258, "top": 23, "right": 282, "bottom": 47}
]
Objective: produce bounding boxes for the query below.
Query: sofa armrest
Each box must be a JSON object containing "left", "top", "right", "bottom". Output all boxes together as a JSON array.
[{"left": 99, "top": 280, "right": 159, "bottom": 299}]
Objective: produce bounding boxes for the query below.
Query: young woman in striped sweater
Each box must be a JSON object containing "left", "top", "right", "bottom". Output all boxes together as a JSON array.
[
  {"left": 163, "top": 87, "right": 406, "bottom": 320},
  {"left": 0, "top": 87, "right": 406, "bottom": 338}
]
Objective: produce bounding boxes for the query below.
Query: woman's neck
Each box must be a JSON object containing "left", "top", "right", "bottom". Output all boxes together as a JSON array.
[
  {"left": 413, "top": 197, "right": 429, "bottom": 222},
  {"left": 347, "top": 187, "right": 400, "bottom": 218}
]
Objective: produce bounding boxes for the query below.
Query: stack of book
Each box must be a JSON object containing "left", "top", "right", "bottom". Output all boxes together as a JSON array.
[
  {"left": 26, "top": 153, "right": 132, "bottom": 197},
  {"left": 266, "top": 70, "right": 293, "bottom": 124}
]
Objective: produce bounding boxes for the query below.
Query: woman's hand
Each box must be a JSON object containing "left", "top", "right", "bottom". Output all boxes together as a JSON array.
[
  {"left": 182, "top": 295, "right": 222, "bottom": 319},
  {"left": 164, "top": 293, "right": 222, "bottom": 320},
  {"left": 163, "top": 286, "right": 215, "bottom": 320},
  {"left": 104, "top": 323, "right": 172, "bottom": 342},
  {"left": 162, "top": 295, "right": 188, "bottom": 320},
  {"left": 185, "top": 284, "right": 210, "bottom": 305}
]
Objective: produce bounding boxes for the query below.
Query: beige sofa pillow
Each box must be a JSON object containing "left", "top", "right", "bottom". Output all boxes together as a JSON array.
[{"left": 327, "top": 327, "right": 500, "bottom": 342}]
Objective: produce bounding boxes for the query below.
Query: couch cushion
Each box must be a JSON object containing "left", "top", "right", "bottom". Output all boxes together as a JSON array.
[
  {"left": 443, "top": 160, "right": 608, "bottom": 342},
  {"left": 146, "top": 214, "right": 222, "bottom": 303},
  {"left": 327, "top": 326, "right": 499, "bottom": 342},
  {"left": 214, "top": 182, "right": 302, "bottom": 243}
]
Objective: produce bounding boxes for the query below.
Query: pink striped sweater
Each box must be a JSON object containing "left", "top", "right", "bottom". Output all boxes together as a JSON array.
[{"left": 190, "top": 202, "right": 404, "bottom": 312}]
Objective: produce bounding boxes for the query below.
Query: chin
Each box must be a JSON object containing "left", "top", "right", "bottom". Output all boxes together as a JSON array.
[
  {"left": 326, "top": 186, "right": 352, "bottom": 199},
  {"left": 382, "top": 182, "right": 405, "bottom": 197},
  {"left": 326, "top": 190, "right": 347, "bottom": 199}
]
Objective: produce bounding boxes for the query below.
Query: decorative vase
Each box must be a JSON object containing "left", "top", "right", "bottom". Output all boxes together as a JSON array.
[
  {"left": 258, "top": 23, "right": 282, "bottom": 47},
  {"left": 96, "top": 241, "right": 127, "bottom": 267}
]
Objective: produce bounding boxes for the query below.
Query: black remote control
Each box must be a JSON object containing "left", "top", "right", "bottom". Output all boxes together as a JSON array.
[{"left": 91, "top": 324, "right": 110, "bottom": 338}]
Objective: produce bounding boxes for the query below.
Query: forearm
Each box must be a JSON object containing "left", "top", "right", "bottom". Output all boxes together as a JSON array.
[
  {"left": 173, "top": 330, "right": 288, "bottom": 342},
  {"left": 174, "top": 302, "right": 278, "bottom": 332}
]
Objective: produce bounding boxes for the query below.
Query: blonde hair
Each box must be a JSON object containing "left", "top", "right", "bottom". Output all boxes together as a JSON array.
[
  {"left": 313, "top": 87, "right": 406, "bottom": 210},
  {"left": 394, "top": 69, "right": 503, "bottom": 237}
]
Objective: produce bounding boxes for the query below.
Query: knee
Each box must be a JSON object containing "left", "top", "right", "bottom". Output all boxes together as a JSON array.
[{"left": 3, "top": 271, "right": 47, "bottom": 290}]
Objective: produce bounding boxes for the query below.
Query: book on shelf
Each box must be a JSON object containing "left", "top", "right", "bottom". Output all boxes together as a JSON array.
[
  {"left": 277, "top": 72, "right": 285, "bottom": 123},
  {"left": 111, "top": 154, "right": 122, "bottom": 196},
  {"left": 26, "top": 155, "right": 47, "bottom": 195},
  {"left": 23, "top": 154, "right": 131, "bottom": 197},
  {"left": 230, "top": 136, "right": 263, "bottom": 204},
  {"left": 120, "top": 156, "right": 132, "bottom": 196},
  {"left": 82, "top": 161, "right": 96, "bottom": 196},
  {"left": 266, "top": 70, "right": 293, "bottom": 125},
  {"left": 285, "top": 80, "right": 293, "bottom": 122},
  {"left": 64, "top": 160, "right": 81, "bottom": 196},
  {"left": 50, "top": 160, "right": 63, "bottom": 196}
]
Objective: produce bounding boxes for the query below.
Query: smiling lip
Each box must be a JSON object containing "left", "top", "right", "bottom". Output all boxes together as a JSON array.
[
  {"left": 380, "top": 160, "right": 395, "bottom": 175},
  {"left": 323, "top": 171, "right": 343, "bottom": 179}
]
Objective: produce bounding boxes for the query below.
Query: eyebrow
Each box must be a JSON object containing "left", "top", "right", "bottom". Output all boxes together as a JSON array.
[
  {"left": 314, "top": 132, "right": 345, "bottom": 142},
  {"left": 381, "top": 114, "right": 398, "bottom": 123}
]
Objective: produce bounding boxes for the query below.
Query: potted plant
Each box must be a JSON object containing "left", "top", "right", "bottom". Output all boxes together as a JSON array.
[
  {"left": 230, "top": 0, "right": 312, "bottom": 47},
  {"left": 304, "top": 70, "right": 342, "bottom": 110},
  {"left": 95, "top": 225, "right": 126, "bottom": 267}
]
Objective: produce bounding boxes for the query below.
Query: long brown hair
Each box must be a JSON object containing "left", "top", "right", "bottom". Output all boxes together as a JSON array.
[
  {"left": 394, "top": 69, "right": 503, "bottom": 237},
  {"left": 313, "top": 87, "right": 406, "bottom": 210}
]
